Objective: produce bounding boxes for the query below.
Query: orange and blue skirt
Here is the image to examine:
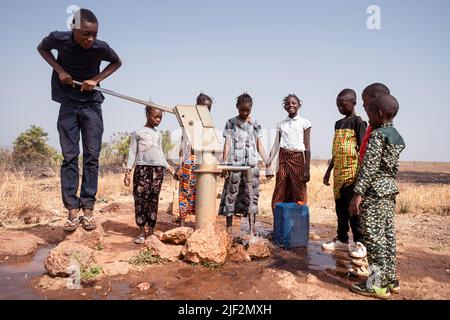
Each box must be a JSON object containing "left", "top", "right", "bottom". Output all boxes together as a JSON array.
[{"left": 178, "top": 152, "right": 197, "bottom": 219}]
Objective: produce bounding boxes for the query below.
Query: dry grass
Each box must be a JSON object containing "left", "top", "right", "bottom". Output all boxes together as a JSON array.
[
  {"left": 96, "top": 172, "right": 131, "bottom": 201},
  {"left": 308, "top": 164, "right": 450, "bottom": 215},
  {"left": 397, "top": 183, "right": 450, "bottom": 215},
  {"left": 261, "top": 164, "right": 450, "bottom": 216},
  {"left": 0, "top": 163, "right": 449, "bottom": 225},
  {"left": 0, "top": 167, "right": 43, "bottom": 222}
]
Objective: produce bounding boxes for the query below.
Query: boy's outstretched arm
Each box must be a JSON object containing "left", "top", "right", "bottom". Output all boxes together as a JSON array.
[
  {"left": 37, "top": 43, "right": 73, "bottom": 86},
  {"left": 303, "top": 128, "right": 311, "bottom": 182}
]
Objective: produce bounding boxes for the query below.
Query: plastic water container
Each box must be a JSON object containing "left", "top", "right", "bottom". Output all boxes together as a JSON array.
[{"left": 274, "top": 202, "right": 309, "bottom": 248}]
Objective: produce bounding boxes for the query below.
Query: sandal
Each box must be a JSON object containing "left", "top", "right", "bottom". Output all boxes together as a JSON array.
[
  {"left": 134, "top": 235, "right": 146, "bottom": 244},
  {"left": 349, "top": 265, "right": 370, "bottom": 278},
  {"left": 80, "top": 215, "right": 97, "bottom": 231},
  {"left": 63, "top": 217, "right": 80, "bottom": 232}
]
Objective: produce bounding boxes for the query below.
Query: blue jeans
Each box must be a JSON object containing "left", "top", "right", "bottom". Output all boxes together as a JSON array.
[{"left": 57, "top": 104, "right": 103, "bottom": 210}]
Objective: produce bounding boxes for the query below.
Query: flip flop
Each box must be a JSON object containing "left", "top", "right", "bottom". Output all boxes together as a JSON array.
[
  {"left": 80, "top": 215, "right": 97, "bottom": 231},
  {"left": 63, "top": 217, "right": 80, "bottom": 232}
]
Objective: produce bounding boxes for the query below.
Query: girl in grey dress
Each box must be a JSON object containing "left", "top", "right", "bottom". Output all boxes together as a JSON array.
[{"left": 219, "top": 93, "right": 269, "bottom": 235}]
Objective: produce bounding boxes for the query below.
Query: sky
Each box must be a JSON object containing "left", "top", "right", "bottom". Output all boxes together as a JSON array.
[{"left": 0, "top": 0, "right": 449, "bottom": 162}]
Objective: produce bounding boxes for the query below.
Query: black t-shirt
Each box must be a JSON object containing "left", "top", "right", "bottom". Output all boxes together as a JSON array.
[
  {"left": 40, "top": 31, "right": 120, "bottom": 106},
  {"left": 334, "top": 115, "right": 367, "bottom": 148}
]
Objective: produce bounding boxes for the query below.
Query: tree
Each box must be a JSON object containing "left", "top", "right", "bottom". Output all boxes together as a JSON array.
[
  {"left": 161, "top": 130, "right": 174, "bottom": 156},
  {"left": 110, "top": 132, "right": 130, "bottom": 165},
  {"left": 12, "top": 125, "right": 60, "bottom": 167}
]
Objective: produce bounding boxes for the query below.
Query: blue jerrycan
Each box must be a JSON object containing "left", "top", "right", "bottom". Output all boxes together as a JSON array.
[{"left": 274, "top": 202, "right": 309, "bottom": 248}]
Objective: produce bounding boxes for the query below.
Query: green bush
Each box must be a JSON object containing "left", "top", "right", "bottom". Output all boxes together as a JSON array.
[{"left": 12, "top": 125, "right": 61, "bottom": 168}]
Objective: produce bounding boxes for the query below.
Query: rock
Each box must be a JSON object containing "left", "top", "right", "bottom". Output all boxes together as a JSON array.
[
  {"left": 0, "top": 231, "right": 45, "bottom": 256},
  {"left": 99, "top": 203, "right": 121, "bottom": 213},
  {"left": 81, "top": 292, "right": 87, "bottom": 297},
  {"left": 182, "top": 223, "right": 230, "bottom": 265},
  {"left": 37, "top": 275, "right": 67, "bottom": 290},
  {"left": 154, "top": 230, "right": 164, "bottom": 241},
  {"left": 65, "top": 224, "right": 105, "bottom": 250},
  {"left": 247, "top": 238, "right": 272, "bottom": 259},
  {"left": 45, "top": 241, "right": 96, "bottom": 277},
  {"left": 95, "top": 286, "right": 103, "bottom": 290},
  {"left": 306, "top": 274, "right": 319, "bottom": 284},
  {"left": 144, "top": 235, "right": 183, "bottom": 262},
  {"left": 227, "top": 244, "right": 251, "bottom": 263},
  {"left": 161, "top": 227, "right": 194, "bottom": 244},
  {"left": 137, "top": 282, "right": 150, "bottom": 291},
  {"left": 309, "top": 233, "right": 321, "bottom": 241},
  {"left": 102, "top": 262, "right": 130, "bottom": 276},
  {"left": 20, "top": 209, "right": 53, "bottom": 225}
]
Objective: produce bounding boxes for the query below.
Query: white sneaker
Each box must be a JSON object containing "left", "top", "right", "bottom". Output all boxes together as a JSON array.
[
  {"left": 349, "top": 242, "right": 367, "bottom": 258},
  {"left": 322, "top": 238, "right": 350, "bottom": 251}
]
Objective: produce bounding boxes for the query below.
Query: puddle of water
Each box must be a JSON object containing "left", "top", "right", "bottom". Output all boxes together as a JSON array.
[
  {"left": 239, "top": 218, "right": 272, "bottom": 238},
  {"left": 0, "top": 246, "right": 54, "bottom": 300}
]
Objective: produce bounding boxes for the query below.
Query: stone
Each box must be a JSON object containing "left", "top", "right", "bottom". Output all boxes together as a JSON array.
[
  {"left": 306, "top": 274, "right": 319, "bottom": 284},
  {"left": 37, "top": 275, "right": 67, "bottom": 291},
  {"left": 0, "top": 231, "right": 45, "bottom": 257},
  {"left": 144, "top": 235, "right": 183, "bottom": 262},
  {"left": 182, "top": 223, "right": 230, "bottom": 265},
  {"left": 65, "top": 224, "right": 105, "bottom": 250},
  {"left": 102, "top": 262, "right": 130, "bottom": 276},
  {"left": 44, "top": 241, "right": 96, "bottom": 277},
  {"left": 247, "top": 238, "right": 272, "bottom": 259},
  {"left": 154, "top": 230, "right": 164, "bottom": 241},
  {"left": 161, "top": 227, "right": 194, "bottom": 245},
  {"left": 137, "top": 283, "right": 150, "bottom": 291},
  {"left": 227, "top": 243, "right": 251, "bottom": 263},
  {"left": 309, "top": 233, "right": 321, "bottom": 241},
  {"left": 99, "top": 203, "right": 121, "bottom": 213}
]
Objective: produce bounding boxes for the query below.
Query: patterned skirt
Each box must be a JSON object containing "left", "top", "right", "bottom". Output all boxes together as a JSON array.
[
  {"left": 178, "top": 152, "right": 198, "bottom": 219},
  {"left": 271, "top": 148, "right": 307, "bottom": 211}
]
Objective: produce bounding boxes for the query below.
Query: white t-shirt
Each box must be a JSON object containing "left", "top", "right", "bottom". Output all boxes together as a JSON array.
[
  {"left": 126, "top": 127, "right": 170, "bottom": 169},
  {"left": 276, "top": 115, "right": 312, "bottom": 152}
]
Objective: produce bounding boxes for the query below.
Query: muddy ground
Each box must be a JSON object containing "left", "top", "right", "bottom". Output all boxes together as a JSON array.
[{"left": 0, "top": 171, "right": 449, "bottom": 300}]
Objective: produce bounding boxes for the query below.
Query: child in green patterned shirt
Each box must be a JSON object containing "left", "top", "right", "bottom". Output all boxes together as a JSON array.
[{"left": 349, "top": 94, "right": 405, "bottom": 299}]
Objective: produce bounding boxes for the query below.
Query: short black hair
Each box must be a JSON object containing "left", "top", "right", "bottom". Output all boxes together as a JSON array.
[
  {"left": 145, "top": 105, "right": 154, "bottom": 115},
  {"left": 338, "top": 88, "right": 356, "bottom": 100},
  {"left": 363, "top": 83, "right": 390, "bottom": 99},
  {"left": 72, "top": 8, "right": 98, "bottom": 27},
  {"left": 236, "top": 92, "right": 253, "bottom": 107},
  {"left": 196, "top": 93, "right": 213, "bottom": 105},
  {"left": 370, "top": 94, "right": 399, "bottom": 120},
  {"left": 145, "top": 103, "right": 162, "bottom": 116},
  {"left": 283, "top": 94, "right": 302, "bottom": 107}
]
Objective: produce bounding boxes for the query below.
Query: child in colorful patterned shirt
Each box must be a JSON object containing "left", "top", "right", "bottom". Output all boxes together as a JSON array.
[
  {"left": 175, "top": 93, "right": 213, "bottom": 226},
  {"left": 349, "top": 94, "right": 405, "bottom": 299},
  {"left": 322, "top": 89, "right": 367, "bottom": 259}
]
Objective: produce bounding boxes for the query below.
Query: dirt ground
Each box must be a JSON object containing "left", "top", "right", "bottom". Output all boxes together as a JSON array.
[{"left": 0, "top": 169, "right": 449, "bottom": 300}]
